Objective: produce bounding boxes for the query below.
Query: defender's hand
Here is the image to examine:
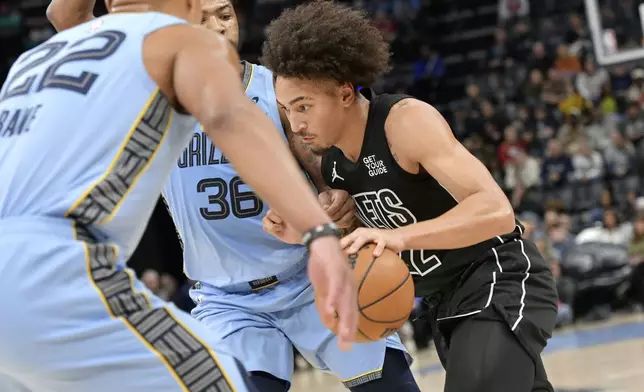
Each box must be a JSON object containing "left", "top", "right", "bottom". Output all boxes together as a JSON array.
[
  {"left": 262, "top": 209, "right": 301, "bottom": 244},
  {"left": 308, "top": 236, "right": 358, "bottom": 350},
  {"left": 319, "top": 190, "right": 356, "bottom": 229},
  {"left": 341, "top": 228, "right": 405, "bottom": 257}
]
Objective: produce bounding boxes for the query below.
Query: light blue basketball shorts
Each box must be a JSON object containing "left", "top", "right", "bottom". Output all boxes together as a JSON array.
[
  {"left": 0, "top": 217, "right": 256, "bottom": 392},
  {"left": 190, "top": 265, "right": 409, "bottom": 389}
]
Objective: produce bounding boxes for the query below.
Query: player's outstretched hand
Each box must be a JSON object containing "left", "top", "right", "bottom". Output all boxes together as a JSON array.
[
  {"left": 308, "top": 236, "right": 358, "bottom": 351},
  {"left": 318, "top": 190, "right": 356, "bottom": 229},
  {"left": 341, "top": 228, "right": 405, "bottom": 257},
  {"left": 262, "top": 209, "right": 301, "bottom": 244}
]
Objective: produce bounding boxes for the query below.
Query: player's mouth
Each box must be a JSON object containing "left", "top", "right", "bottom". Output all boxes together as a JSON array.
[{"left": 300, "top": 135, "right": 316, "bottom": 143}]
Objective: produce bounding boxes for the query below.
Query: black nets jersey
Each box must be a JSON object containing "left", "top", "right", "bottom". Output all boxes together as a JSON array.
[{"left": 321, "top": 90, "right": 522, "bottom": 297}]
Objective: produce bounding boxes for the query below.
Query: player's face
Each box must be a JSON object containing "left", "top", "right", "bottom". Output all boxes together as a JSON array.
[
  {"left": 201, "top": 0, "right": 239, "bottom": 47},
  {"left": 275, "top": 77, "right": 349, "bottom": 155}
]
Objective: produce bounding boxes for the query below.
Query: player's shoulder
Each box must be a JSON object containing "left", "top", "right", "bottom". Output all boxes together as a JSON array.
[
  {"left": 383, "top": 96, "right": 453, "bottom": 157},
  {"left": 385, "top": 97, "right": 440, "bottom": 132}
]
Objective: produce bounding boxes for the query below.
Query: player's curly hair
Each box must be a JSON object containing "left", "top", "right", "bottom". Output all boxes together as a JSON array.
[{"left": 260, "top": 0, "right": 391, "bottom": 87}]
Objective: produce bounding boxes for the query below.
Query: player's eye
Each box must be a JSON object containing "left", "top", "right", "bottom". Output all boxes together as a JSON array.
[
  {"left": 298, "top": 105, "right": 310, "bottom": 112},
  {"left": 220, "top": 14, "right": 233, "bottom": 21}
]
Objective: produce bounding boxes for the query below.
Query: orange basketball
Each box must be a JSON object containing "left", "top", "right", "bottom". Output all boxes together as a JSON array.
[{"left": 316, "top": 244, "right": 415, "bottom": 343}]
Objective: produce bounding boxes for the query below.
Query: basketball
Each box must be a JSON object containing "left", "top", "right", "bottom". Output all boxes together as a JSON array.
[{"left": 316, "top": 244, "right": 415, "bottom": 343}]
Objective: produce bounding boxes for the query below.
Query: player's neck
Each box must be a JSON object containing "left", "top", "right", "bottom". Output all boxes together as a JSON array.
[
  {"left": 335, "top": 95, "right": 370, "bottom": 163},
  {"left": 110, "top": 0, "right": 153, "bottom": 13},
  {"left": 110, "top": 0, "right": 184, "bottom": 17}
]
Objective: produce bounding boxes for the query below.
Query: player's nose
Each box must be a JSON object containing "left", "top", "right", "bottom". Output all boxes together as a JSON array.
[
  {"left": 204, "top": 17, "right": 226, "bottom": 34},
  {"left": 294, "top": 121, "right": 307, "bottom": 133}
]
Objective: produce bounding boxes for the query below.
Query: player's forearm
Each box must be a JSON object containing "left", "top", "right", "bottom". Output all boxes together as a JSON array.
[
  {"left": 47, "top": 0, "right": 95, "bottom": 31},
  {"left": 205, "top": 103, "right": 332, "bottom": 234},
  {"left": 393, "top": 191, "right": 515, "bottom": 250}
]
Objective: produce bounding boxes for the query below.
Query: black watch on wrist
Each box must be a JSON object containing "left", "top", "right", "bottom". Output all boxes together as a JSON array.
[{"left": 301, "top": 223, "right": 342, "bottom": 248}]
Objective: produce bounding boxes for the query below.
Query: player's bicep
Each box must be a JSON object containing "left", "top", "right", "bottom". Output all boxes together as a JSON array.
[
  {"left": 392, "top": 103, "right": 505, "bottom": 202},
  {"left": 172, "top": 28, "right": 247, "bottom": 128}
]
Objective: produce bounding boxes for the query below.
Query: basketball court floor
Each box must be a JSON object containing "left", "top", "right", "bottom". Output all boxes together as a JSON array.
[{"left": 291, "top": 313, "right": 644, "bottom": 391}]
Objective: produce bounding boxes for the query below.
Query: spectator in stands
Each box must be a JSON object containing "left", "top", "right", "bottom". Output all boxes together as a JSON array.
[
  {"left": 611, "top": 67, "right": 633, "bottom": 96},
  {"left": 572, "top": 138, "right": 603, "bottom": 181},
  {"left": 542, "top": 68, "right": 568, "bottom": 106},
  {"left": 487, "top": 28, "right": 509, "bottom": 72},
  {"left": 554, "top": 44, "right": 582, "bottom": 75},
  {"left": 564, "top": 13, "right": 587, "bottom": 47},
  {"left": 599, "top": 84, "right": 618, "bottom": 115},
  {"left": 528, "top": 41, "right": 552, "bottom": 75},
  {"left": 542, "top": 139, "right": 574, "bottom": 206},
  {"left": 628, "top": 68, "right": 644, "bottom": 108},
  {"left": 576, "top": 208, "right": 633, "bottom": 246},
  {"left": 559, "top": 82, "right": 592, "bottom": 117},
  {"left": 558, "top": 109, "right": 585, "bottom": 152},
  {"left": 523, "top": 69, "right": 545, "bottom": 107},
  {"left": 464, "top": 82, "right": 483, "bottom": 113},
  {"left": 371, "top": 9, "right": 397, "bottom": 41},
  {"left": 585, "top": 108, "right": 614, "bottom": 151},
  {"left": 498, "top": 0, "right": 529, "bottom": 24},
  {"left": 497, "top": 124, "right": 526, "bottom": 167},
  {"left": 576, "top": 59, "right": 609, "bottom": 103},
  {"left": 413, "top": 44, "right": 444, "bottom": 82},
  {"left": 604, "top": 129, "right": 638, "bottom": 208},
  {"left": 624, "top": 103, "right": 644, "bottom": 148},
  {"left": 505, "top": 148, "right": 542, "bottom": 212},
  {"left": 572, "top": 138, "right": 604, "bottom": 209}
]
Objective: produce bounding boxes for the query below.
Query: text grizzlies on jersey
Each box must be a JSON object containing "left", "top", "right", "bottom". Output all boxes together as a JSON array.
[{"left": 363, "top": 154, "right": 388, "bottom": 177}]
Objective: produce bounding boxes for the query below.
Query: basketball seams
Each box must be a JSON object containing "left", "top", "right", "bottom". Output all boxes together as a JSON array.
[{"left": 359, "top": 273, "right": 411, "bottom": 311}]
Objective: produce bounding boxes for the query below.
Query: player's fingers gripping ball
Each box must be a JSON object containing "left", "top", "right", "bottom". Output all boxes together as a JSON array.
[{"left": 315, "top": 243, "right": 414, "bottom": 342}]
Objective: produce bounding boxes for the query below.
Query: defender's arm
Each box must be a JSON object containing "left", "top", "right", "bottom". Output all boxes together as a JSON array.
[
  {"left": 387, "top": 99, "right": 516, "bottom": 250},
  {"left": 47, "top": 0, "right": 95, "bottom": 31},
  {"left": 143, "top": 25, "right": 358, "bottom": 349},
  {"left": 151, "top": 25, "right": 333, "bottom": 233}
]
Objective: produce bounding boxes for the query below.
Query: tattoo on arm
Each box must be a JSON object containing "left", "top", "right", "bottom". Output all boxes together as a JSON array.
[
  {"left": 393, "top": 100, "right": 410, "bottom": 109},
  {"left": 388, "top": 140, "right": 400, "bottom": 163}
]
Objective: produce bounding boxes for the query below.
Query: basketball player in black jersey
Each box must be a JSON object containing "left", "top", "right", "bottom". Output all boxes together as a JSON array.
[{"left": 261, "top": 2, "right": 558, "bottom": 392}]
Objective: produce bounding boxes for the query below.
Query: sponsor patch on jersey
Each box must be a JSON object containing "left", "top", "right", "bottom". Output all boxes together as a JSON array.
[{"left": 248, "top": 275, "right": 279, "bottom": 290}]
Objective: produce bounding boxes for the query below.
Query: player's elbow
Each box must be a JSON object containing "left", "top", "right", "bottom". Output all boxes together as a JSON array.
[
  {"left": 201, "top": 99, "right": 248, "bottom": 137},
  {"left": 490, "top": 196, "right": 516, "bottom": 236}
]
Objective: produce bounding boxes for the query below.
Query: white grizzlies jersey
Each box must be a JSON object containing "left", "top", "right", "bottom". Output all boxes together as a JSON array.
[
  {"left": 162, "top": 63, "right": 309, "bottom": 287},
  {"left": 0, "top": 13, "right": 196, "bottom": 261}
]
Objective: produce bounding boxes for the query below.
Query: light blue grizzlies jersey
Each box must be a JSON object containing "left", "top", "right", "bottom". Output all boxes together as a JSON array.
[
  {"left": 0, "top": 13, "right": 196, "bottom": 261},
  {"left": 163, "top": 63, "right": 308, "bottom": 287}
]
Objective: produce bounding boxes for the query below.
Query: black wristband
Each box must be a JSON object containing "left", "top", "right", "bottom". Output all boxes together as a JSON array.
[{"left": 301, "top": 223, "right": 341, "bottom": 248}]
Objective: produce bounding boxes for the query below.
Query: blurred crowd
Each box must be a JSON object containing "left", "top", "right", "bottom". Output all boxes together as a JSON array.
[{"left": 2, "top": 0, "right": 644, "bottom": 354}]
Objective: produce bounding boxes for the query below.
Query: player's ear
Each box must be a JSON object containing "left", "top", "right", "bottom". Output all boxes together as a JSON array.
[{"left": 339, "top": 83, "right": 356, "bottom": 108}]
